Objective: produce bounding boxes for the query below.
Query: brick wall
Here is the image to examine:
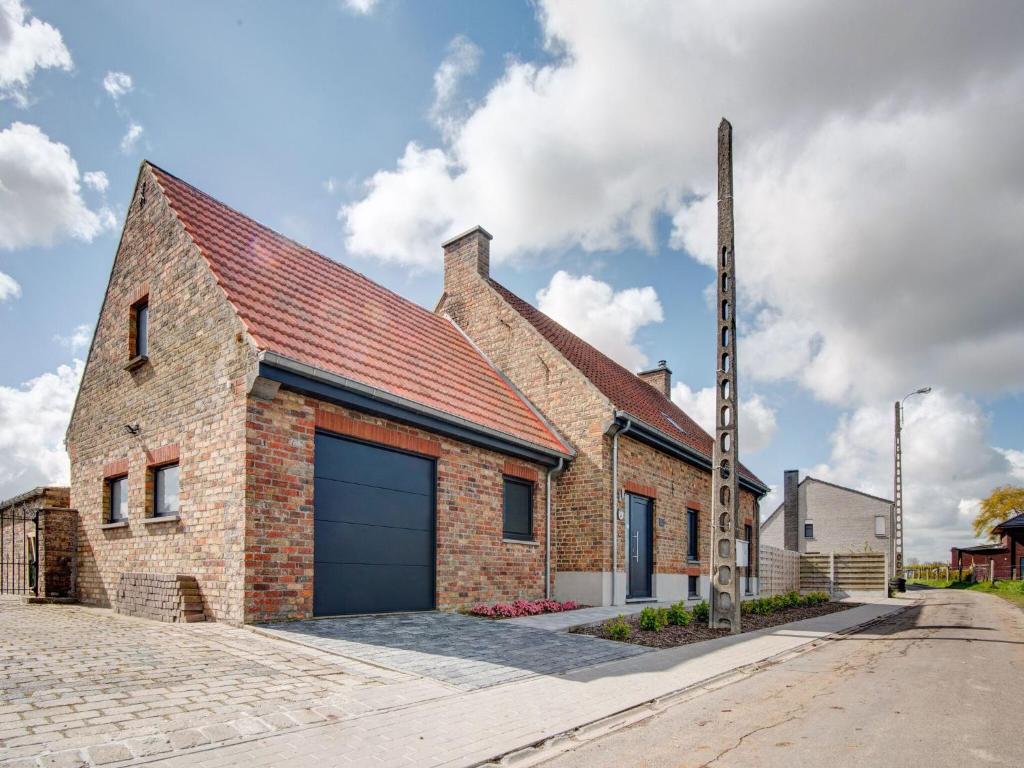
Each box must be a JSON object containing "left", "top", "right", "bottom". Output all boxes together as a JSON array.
[
  {"left": 802, "top": 479, "right": 890, "bottom": 554},
  {"left": 0, "top": 487, "right": 75, "bottom": 597},
  {"left": 618, "top": 434, "right": 759, "bottom": 600},
  {"left": 115, "top": 573, "right": 205, "bottom": 622},
  {"left": 439, "top": 231, "right": 762, "bottom": 604},
  {"left": 244, "top": 389, "right": 551, "bottom": 622},
  {"left": 67, "top": 165, "right": 254, "bottom": 622}
]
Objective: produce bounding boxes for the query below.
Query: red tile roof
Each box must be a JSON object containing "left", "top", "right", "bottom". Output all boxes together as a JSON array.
[
  {"left": 148, "top": 164, "right": 568, "bottom": 457},
  {"left": 488, "top": 280, "right": 763, "bottom": 486}
]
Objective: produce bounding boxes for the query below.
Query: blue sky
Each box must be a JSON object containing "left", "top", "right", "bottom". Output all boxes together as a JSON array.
[{"left": 1, "top": 1, "right": 1022, "bottom": 562}]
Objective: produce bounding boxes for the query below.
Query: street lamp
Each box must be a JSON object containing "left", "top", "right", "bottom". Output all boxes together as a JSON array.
[{"left": 893, "top": 387, "right": 931, "bottom": 578}]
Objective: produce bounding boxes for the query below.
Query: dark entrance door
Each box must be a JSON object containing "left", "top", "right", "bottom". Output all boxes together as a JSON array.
[
  {"left": 627, "top": 494, "right": 653, "bottom": 599},
  {"left": 313, "top": 432, "right": 436, "bottom": 616}
]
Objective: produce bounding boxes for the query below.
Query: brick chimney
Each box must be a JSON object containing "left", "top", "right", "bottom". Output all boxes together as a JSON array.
[
  {"left": 637, "top": 360, "right": 672, "bottom": 398},
  {"left": 783, "top": 469, "right": 800, "bottom": 552},
  {"left": 442, "top": 226, "right": 492, "bottom": 325}
]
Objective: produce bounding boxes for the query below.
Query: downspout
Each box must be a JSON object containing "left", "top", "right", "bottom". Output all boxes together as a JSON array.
[
  {"left": 611, "top": 416, "right": 632, "bottom": 606},
  {"left": 545, "top": 457, "right": 565, "bottom": 599}
]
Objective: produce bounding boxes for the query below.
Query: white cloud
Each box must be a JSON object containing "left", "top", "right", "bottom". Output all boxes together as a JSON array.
[
  {"left": 430, "top": 35, "right": 482, "bottom": 140},
  {"left": 805, "top": 390, "right": 1017, "bottom": 562},
  {"left": 341, "top": 0, "right": 378, "bottom": 16},
  {"left": 341, "top": 0, "right": 1024, "bottom": 409},
  {"left": 82, "top": 170, "right": 108, "bottom": 192},
  {"left": 0, "top": 122, "right": 115, "bottom": 250},
  {"left": 671, "top": 381, "right": 777, "bottom": 454},
  {"left": 120, "top": 122, "right": 143, "bottom": 154},
  {"left": 53, "top": 323, "right": 91, "bottom": 351},
  {"left": 0, "top": 270, "right": 20, "bottom": 301},
  {"left": 536, "top": 270, "right": 663, "bottom": 371},
  {"left": 0, "top": 0, "right": 72, "bottom": 105},
  {"left": 102, "top": 70, "right": 132, "bottom": 100},
  {"left": 0, "top": 359, "right": 82, "bottom": 500}
]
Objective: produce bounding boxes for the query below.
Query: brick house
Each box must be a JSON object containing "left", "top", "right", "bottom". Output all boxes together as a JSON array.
[
  {"left": 437, "top": 227, "right": 769, "bottom": 606},
  {"left": 67, "top": 163, "right": 573, "bottom": 624},
  {"left": 951, "top": 512, "right": 1024, "bottom": 580}
]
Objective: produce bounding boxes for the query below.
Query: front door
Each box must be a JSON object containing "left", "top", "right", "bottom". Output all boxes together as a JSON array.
[{"left": 627, "top": 494, "right": 653, "bottom": 599}]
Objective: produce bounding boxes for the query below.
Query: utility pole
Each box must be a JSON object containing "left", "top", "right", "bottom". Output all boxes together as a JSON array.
[
  {"left": 893, "top": 387, "right": 931, "bottom": 579},
  {"left": 710, "top": 118, "right": 741, "bottom": 633}
]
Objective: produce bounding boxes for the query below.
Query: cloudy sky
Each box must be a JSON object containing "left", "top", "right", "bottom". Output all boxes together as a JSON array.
[{"left": 1, "top": 0, "right": 1022, "bottom": 562}]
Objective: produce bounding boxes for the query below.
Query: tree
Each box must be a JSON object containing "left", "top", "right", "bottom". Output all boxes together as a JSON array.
[{"left": 973, "top": 485, "right": 1024, "bottom": 540}]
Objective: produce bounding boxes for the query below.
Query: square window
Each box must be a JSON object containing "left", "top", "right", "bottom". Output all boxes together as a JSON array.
[
  {"left": 503, "top": 478, "right": 532, "bottom": 540},
  {"left": 804, "top": 522, "right": 814, "bottom": 539},
  {"left": 107, "top": 476, "right": 128, "bottom": 522},
  {"left": 153, "top": 463, "right": 179, "bottom": 517},
  {"left": 687, "top": 574, "right": 699, "bottom": 598},
  {"left": 686, "top": 509, "right": 699, "bottom": 560}
]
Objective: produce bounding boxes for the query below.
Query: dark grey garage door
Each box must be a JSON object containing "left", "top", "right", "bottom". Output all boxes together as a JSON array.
[{"left": 313, "top": 432, "right": 436, "bottom": 616}]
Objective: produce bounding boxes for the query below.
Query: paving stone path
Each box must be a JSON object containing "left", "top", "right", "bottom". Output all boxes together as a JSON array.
[
  {"left": 0, "top": 600, "right": 452, "bottom": 767},
  {"left": 257, "top": 611, "right": 650, "bottom": 690}
]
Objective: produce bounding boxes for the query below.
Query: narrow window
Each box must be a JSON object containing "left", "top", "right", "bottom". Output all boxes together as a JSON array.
[
  {"left": 687, "top": 509, "right": 699, "bottom": 561},
  {"left": 130, "top": 297, "right": 149, "bottom": 360},
  {"left": 107, "top": 476, "right": 128, "bottom": 523},
  {"left": 153, "top": 463, "right": 180, "bottom": 517},
  {"left": 688, "top": 574, "right": 699, "bottom": 599},
  {"left": 875, "top": 515, "right": 886, "bottom": 536},
  {"left": 804, "top": 522, "right": 814, "bottom": 539},
  {"left": 744, "top": 524, "right": 753, "bottom": 594},
  {"left": 503, "top": 477, "right": 533, "bottom": 540}
]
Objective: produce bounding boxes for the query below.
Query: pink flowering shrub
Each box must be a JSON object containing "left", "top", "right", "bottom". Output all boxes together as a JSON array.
[{"left": 468, "top": 598, "right": 581, "bottom": 618}]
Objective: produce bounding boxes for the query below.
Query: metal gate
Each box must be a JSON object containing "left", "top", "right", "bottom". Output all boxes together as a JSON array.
[{"left": 0, "top": 509, "right": 39, "bottom": 596}]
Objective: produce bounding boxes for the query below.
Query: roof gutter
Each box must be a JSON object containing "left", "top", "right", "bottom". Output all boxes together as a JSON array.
[
  {"left": 258, "top": 351, "right": 573, "bottom": 468},
  {"left": 612, "top": 410, "right": 769, "bottom": 497}
]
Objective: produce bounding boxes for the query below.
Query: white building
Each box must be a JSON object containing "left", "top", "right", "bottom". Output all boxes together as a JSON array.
[{"left": 761, "top": 471, "right": 892, "bottom": 555}]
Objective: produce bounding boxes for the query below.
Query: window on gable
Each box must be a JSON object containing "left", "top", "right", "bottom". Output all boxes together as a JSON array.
[
  {"left": 687, "top": 509, "right": 699, "bottom": 561},
  {"left": 107, "top": 476, "right": 128, "bottom": 523},
  {"left": 503, "top": 477, "right": 533, "bottom": 541},
  {"left": 875, "top": 515, "right": 886, "bottom": 537},
  {"left": 804, "top": 522, "right": 814, "bottom": 539},
  {"left": 131, "top": 298, "right": 149, "bottom": 359},
  {"left": 153, "top": 463, "right": 180, "bottom": 517}
]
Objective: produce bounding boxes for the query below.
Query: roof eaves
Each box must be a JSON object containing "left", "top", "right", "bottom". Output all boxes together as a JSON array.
[
  {"left": 258, "top": 350, "right": 573, "bottom": 465},
  {"left": 615, "top": 410, "right": 770, "bottom": 496}
]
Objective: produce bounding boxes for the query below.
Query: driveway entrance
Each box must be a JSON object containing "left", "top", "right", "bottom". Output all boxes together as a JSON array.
[{"left": 259, "top": 611, "right": 649, "bottom": 690}]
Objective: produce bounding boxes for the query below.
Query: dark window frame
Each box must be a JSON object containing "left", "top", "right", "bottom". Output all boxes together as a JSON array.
[
  {"left": 686, "top": 508, "right": 699, "bottom": 561},
  {"left": 804, "top": 522, "right": 814, "bottom": 539},
  {"left": 152, "top": 462, "right": 180, "bottom": 518},
  {"left": 130, "top": 297, "right": 149, "bottom": 360},
  {"left": 687, "top": 574, "right": 699, "bottom": 599},
  {"left": 744, "top": 523, "right": 754, "bottom": 594},
  {"left": 107, "top": 475, "right": 128, "bottom": 523},
  {"left": 502, "top": 477, "right": 534, "bottom": 541}
]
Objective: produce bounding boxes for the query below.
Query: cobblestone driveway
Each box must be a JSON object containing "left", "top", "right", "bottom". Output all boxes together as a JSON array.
[
  {"left": 258, "top": 611, "right": 650, "bottom": 690},
  {"left": 0, "top": 600, "right": 451, "bottom": 767}
]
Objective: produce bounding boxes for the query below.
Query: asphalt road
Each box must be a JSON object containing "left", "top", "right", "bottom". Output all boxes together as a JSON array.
[{"left": 542, "top": 588, "right": 1024, "bottom": 768}]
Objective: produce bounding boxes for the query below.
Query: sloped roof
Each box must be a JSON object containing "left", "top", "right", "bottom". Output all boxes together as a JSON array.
[
  {"left": 762, "top": 476, "right": 893, "bottom": 527},
  {"left": 148, "top": 164, "right": 568, "bottom": 457},
  {"left": 488, "top": 280, "right": 763, "bottom": 486},
  {"left": 993, "top": 511, "right": 1024, "bottom": 533}
]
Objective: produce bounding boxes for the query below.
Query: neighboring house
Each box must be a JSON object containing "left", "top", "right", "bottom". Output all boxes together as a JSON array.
[
  {"left": 437, "top": 227, "right": 769, "bottom": 606},
  {"left": 951, "top": 512, "right": 1024, "bottom": 579},
  {"left": 760, "top": 471, "right": 891, "bottom": 555},
  {"left": 66, "top": 163, "right": 572, "bottom": 624}
]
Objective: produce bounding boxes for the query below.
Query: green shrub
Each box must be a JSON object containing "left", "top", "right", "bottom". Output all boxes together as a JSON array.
[
  {"left": 638, "top": 606, "right": 669, "bottom": 632},
  {"left": 666, "top": 601, "right": 692, "bottom": 626},
  {"left": 605, "top": 615, "right": 632, "bottom": 641},
  {"left": 692, "top": 600, "right": 710, "bottom": 623}
]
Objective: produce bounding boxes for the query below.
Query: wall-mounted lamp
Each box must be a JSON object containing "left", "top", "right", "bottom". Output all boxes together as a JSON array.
[{"left": 124, "top": 423, "right": 141, "bottom": 436}]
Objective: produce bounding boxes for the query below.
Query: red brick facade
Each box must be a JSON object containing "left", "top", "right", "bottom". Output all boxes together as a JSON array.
[
  {"left": 68, "top": 165, "right": 556, "bottom": 623},
  {"left": 439, "top": 228, "right": 763, "bottom": 605}
]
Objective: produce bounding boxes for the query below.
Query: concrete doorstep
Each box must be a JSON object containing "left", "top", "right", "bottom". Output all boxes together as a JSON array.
[{"left": 137, "top": 596, "right": 912, "bottom": 768}]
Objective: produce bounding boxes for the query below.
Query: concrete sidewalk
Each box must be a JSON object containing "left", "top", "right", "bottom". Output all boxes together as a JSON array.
[{"left": 154, "top": 597, "right": 911, "bottom": 768}]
